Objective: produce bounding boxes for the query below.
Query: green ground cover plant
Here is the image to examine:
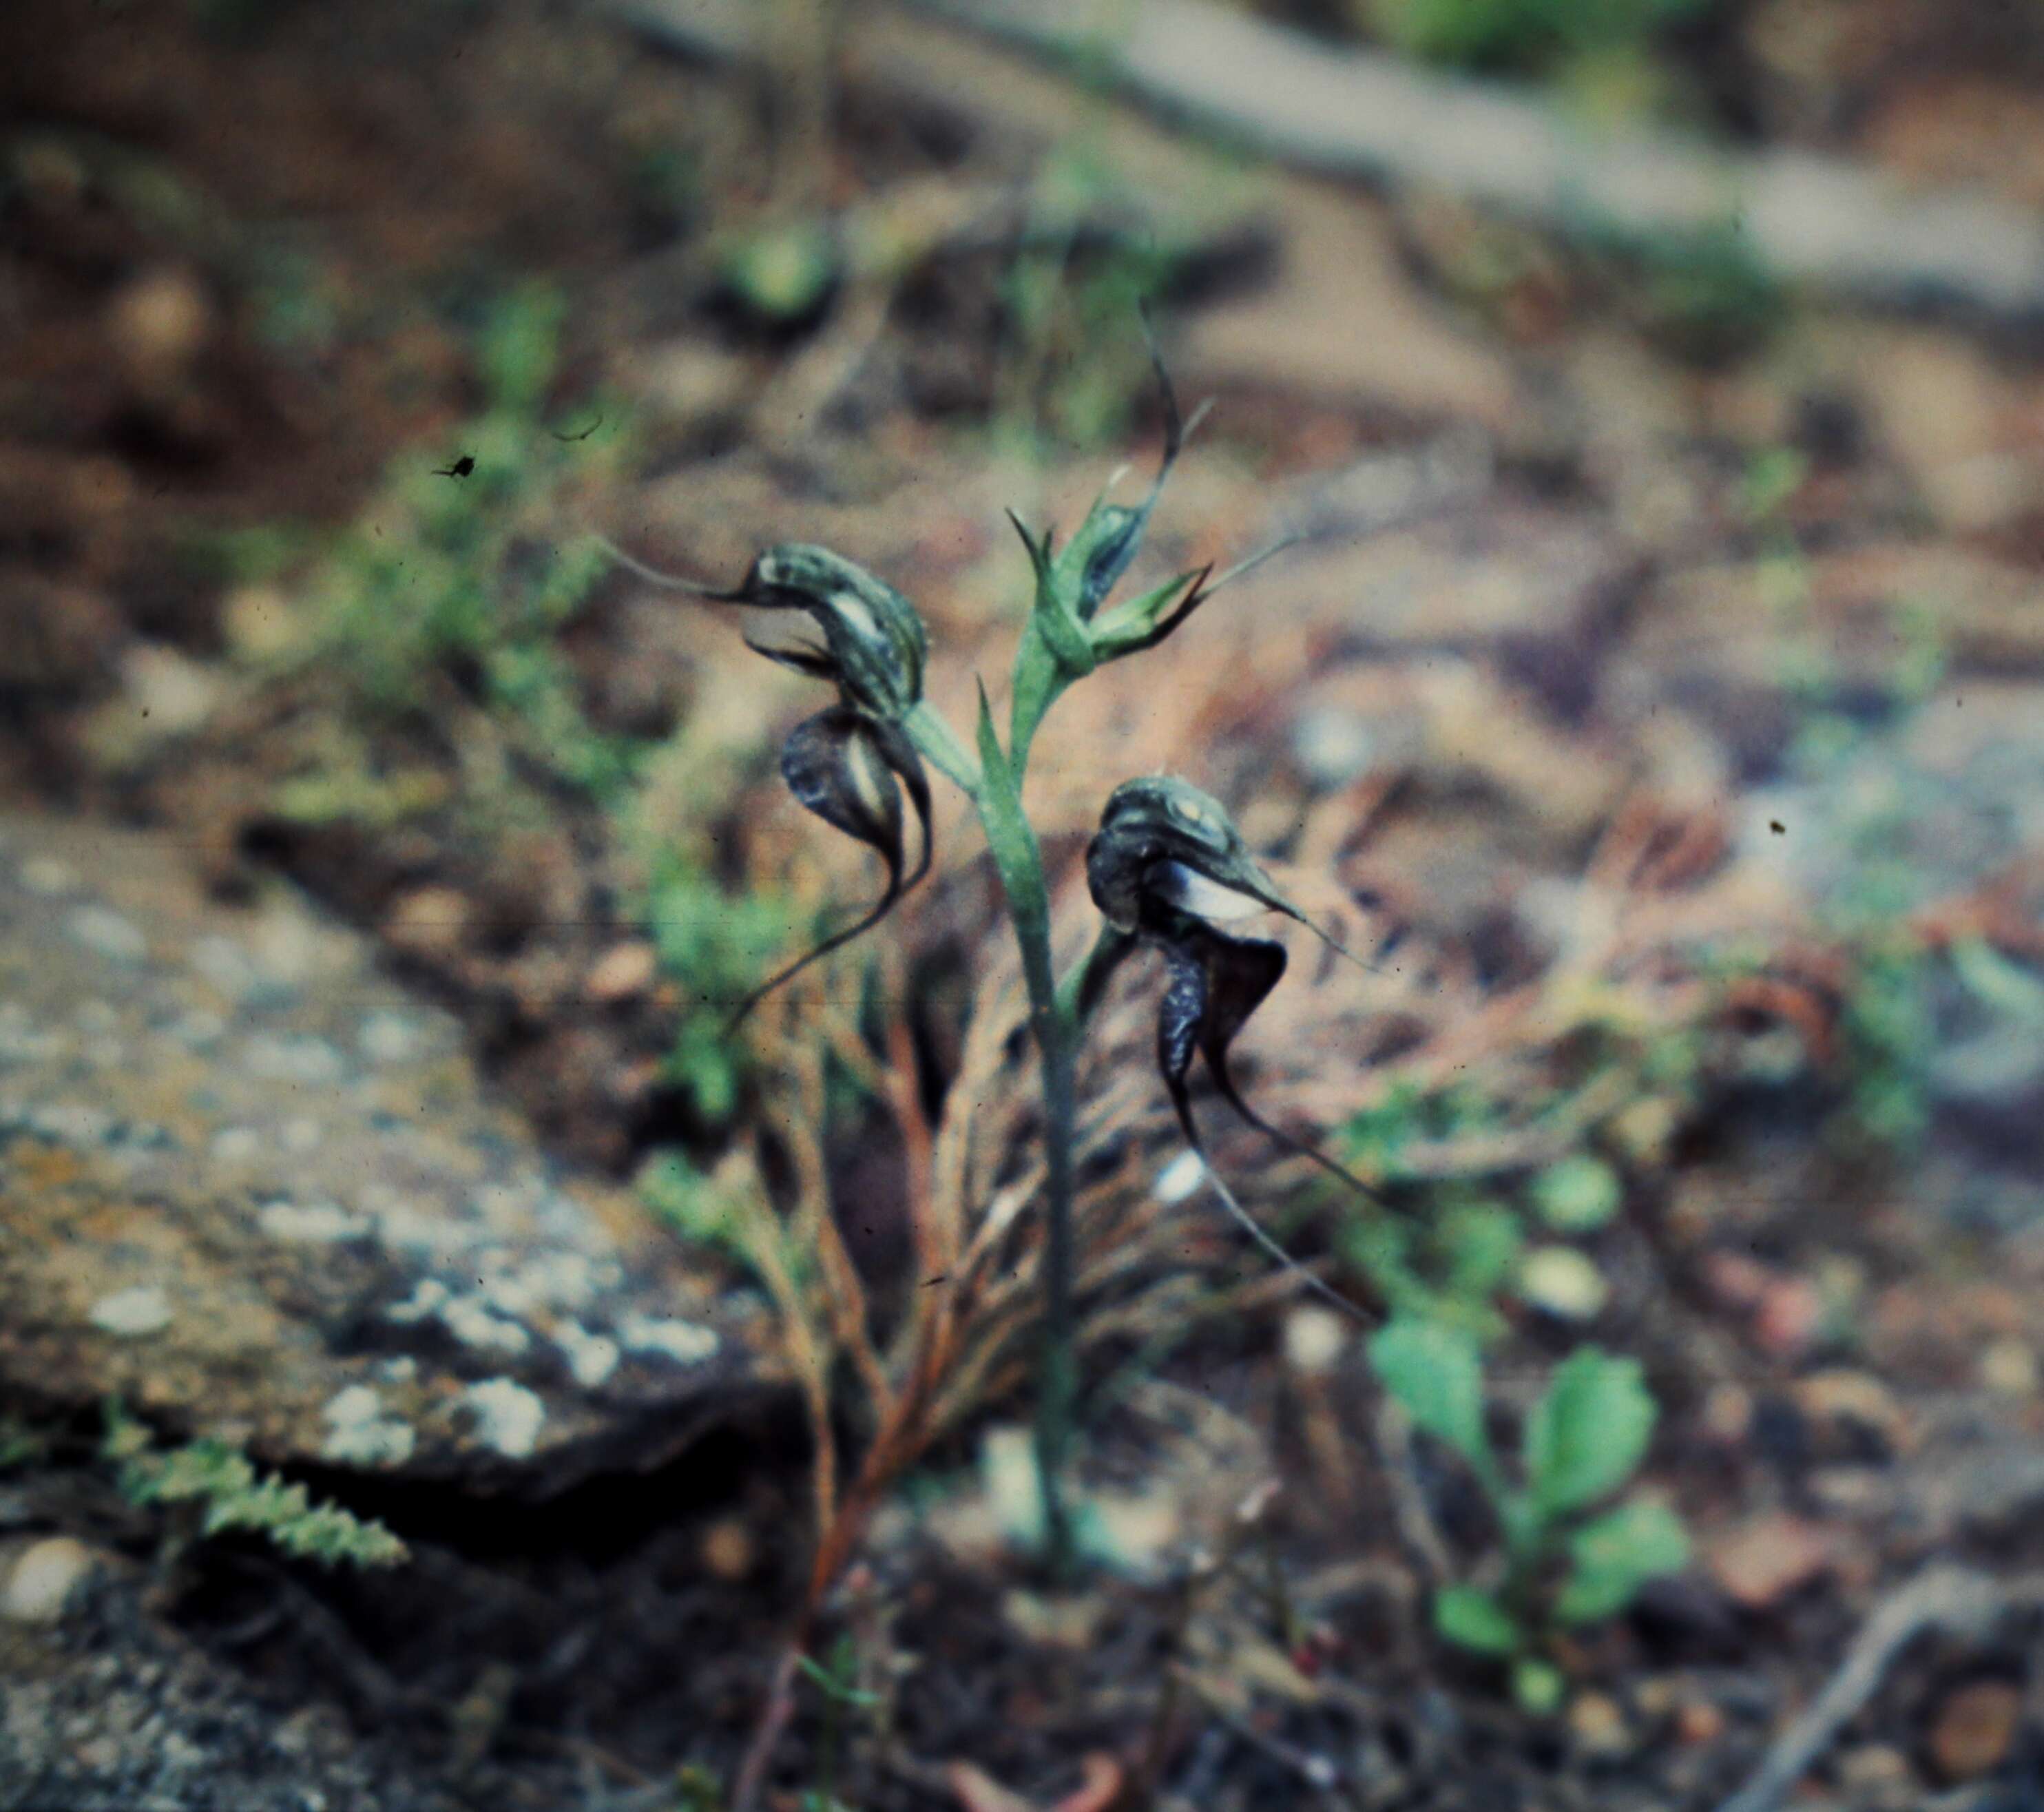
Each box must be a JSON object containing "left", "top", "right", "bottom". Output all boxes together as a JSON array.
[
  {"left": 1368, "top": 1323, "right": 1688, "bottom": 1710},
  {"left": 103, "top": 1403, "right": 406, "bottom": 1570}
]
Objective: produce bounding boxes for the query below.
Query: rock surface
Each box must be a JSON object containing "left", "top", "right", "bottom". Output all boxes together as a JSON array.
[
  {"left": 0, "top": 1564, "right": 457, "bottom": 1812},
  {"left": 0, "top": 813, "right": 779, "bottom": 1490}
]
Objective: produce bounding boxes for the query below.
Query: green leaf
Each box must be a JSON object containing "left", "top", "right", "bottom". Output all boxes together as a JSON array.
[
  {"left": 1369, "top": 1318, "right": 1490, "bottom": 1469},
  {"left": 1530, "top": 1154, "right": 1623, "bottom": 1233},
  {"left": 795, "top": 1652, "right": 881, "bottom": 1708},
  {"left": 720, "top": 218, "right": 837, "bottom": 323},
  {"left": 973, "top": 679, "right": 1010, "bottom": 791},
  {"left": 972, "top": 681, "right": 1052, "bottom": 941},
  {"left": 1555, "top": 1497, "right": 1690, "bottom": 1625},
  {"left": 1512, "top": 1656, "right": 1565, "bottom": 1716},
  {"left": 1523, "top": 1346, "right": 1657, "bottom": 1517},
  {"left": 1434, "top": 1585, "right": 1521, "bottom": 1656},
  {"left": 1439, "top": 1200, "right": 1524, "bottom": 1300}
]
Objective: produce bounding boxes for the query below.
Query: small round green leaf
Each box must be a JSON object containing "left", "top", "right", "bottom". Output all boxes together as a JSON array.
[
  {"left": 1370, "top": 1318, "right": 1490, "bottom": 1467},
  {"left": 1512, "top": 1656, "right": 1566, "bottom": 1716},
  {"left": 1434, "top": 1584, "right": 1521, "bottom": 1656},
  {"left": 1556, "top": 1496, "right": 1691, "bottom": 1625},
  {"left": 1531, "top": 1154, "right": 1623, "bottom": 1233},
  {"left": 1523, "top": 1346, "right": 1658, "bottom": 1517}
]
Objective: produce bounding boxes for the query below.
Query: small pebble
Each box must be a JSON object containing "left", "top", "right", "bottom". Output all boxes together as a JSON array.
[
  {"left": 1517, "top": 1245, "right": 1609, "bottom": 1321},
  {"left": 1981, "top": 1338, "right": 2038, "bottom": 1397},
  {"left": 357, "top": 1009, "right": 422, "bottom": 1066},
  {"left": 1152, "top": 1149, "right": 1206, "bottom": 1205},
  {"left": 65, "top": 904, "right": 148, "bottom": 966},
  {"left": 699, "top": 1517, "right": 755, "bottom": 1581},
  {"left": 1705, "top": 1512, "right": 1833, "bottom": 1610},
  {"left": 1568, "top": 1690, "right": 1631, "bottom": 1758},
  {"left": 619, "top": 1313, "right": 718, "bottom": 1365},
  {"left": 583, "top": 941, "right": 658, "bottom": 1003},
  {"left": 1929, "top": 1678, "right": 2023, "bottom": 1782},
  {"left": 2, "top": 1536, "right": 96, "bottom": 1624},
  {"left": 459, "top": 1377, "right": 545, "bottom": 1459},
  {"left": 1283, "top": 1305, "right": 1348, "bottom": 1377},
  {"left": 1290, "top": 707, "right": 1376, "bottom": 791},
  {"left": 109, "top": 267, "right": 211, "bottom": 373},
  {"left": 88, "top": 1284, "right": 172, "bottom": 1337},
  {"left": 1674, "top": 1698, "right": 1724, "bottom": 1746}
]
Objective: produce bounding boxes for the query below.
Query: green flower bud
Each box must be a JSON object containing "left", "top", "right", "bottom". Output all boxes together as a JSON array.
[{"left": 1054, "top": 311, "right": 1210, "bottom": 623}]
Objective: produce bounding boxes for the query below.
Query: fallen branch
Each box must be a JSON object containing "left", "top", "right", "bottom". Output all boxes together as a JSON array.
[
  {"left": 911, "top": 0, "right": 2044, "bottom": 320},
  {"left": 1713, "top": 1564, "right": 2041, "bottom": 1812}
]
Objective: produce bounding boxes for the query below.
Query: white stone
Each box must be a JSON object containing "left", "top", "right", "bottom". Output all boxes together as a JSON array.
[
  {"left": 210, "top": 1127, "right": 262, "bottom": 1165},
  {"left": 486, "top": 1250, "right": 596, "bottom": 1315},
  {"left": 441, "top": 1293, "right": 532, "bottom": 1355},
  {"left": 384, "top": 1278, "right": 450, "bottom": 1323},
  {"left": 241, "top": 1032, "right": 344, "bottom": 1087},
  {"left": 65, "top": 904, "right": 148, "bottom": 965},
  {"left": 89, "top": 1284, "right": 171, "bottom": 1337},
  {"left": 1517, "top": 1246, "right": 1610, "bottom": 1322},
  {"left": 459, "top": 1378, "right": 545, "bottom": 1459},
  {"left": 619, "top": 1313, "right": 718, "bottom": 1366},
  {"left": 1284, "top": 1305, "right": 1349, "bottom": 1377},
  {"left": 32, "top": 1103, "right": 112, "bottom": 1146},
  {"left": 189, "top": 934, "right": 260, "bottom": 1002},
  {"left": 258, "top": 1200, "right": 370, "bottom": 1244},
  {"left": 357, "top": 1010, "right": 420, "bottom": 1066},
  {"left": 554, "top": 1321, "right": 621, "bottom": 1388},
  {"left": 169, "top": 1008, "right": 226, "bottom": 1050},
  {"left": 2, "top": 1537, "right": 96, "bottom": 1624},
  {"left": 18, "top": 857, "right": 79, "bottom": 896},
  {"left": 1153, "top": 1149, "right": 1207, "bottom": 1205},
  {"left": 320, "top": 1385, "right": 416, "bottom": 1468}
]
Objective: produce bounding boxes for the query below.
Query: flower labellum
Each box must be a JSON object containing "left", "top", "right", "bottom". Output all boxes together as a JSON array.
[{"left": 723, "top": 707, "right": 933, "bottom": 1025}]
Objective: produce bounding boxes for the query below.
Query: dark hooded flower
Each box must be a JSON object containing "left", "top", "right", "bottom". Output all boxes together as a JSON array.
[
  {"left": 724, "top": 706, "right": 933, "bottom": 1023},
  {"left": 1086, "top": 775, "right": 1386, "bottom": 1318},
  {"left": 710, "top": 543, "right": 928, "bottom": 725},
  {"left": 1085, "top": 775, "right": 1324, "bottom": 947},
  {"left": 601, "top": 537, "right": 935, "bottom": 1021}
]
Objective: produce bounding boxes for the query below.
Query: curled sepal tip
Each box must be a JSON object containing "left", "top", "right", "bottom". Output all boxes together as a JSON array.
[
  {"left": 1158, "top": 923, "right": 1373, "bottom": 1324},
  {"left": 725, "top": 708, "right": 932, "bottom": 1028}
]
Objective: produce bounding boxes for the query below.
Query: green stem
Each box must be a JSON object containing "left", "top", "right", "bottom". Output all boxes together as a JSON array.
[
  {"left": 902, "top": 700, "right": 981, "bottom": 798},
  {"left": 980, "top": 816, "right": 1078, "bottom": 1576},
  {"left": 966, "top": 692, "right": 1081, "bottom": 1576},
  {"left": 1019, "top": 914, "right": 1079, "bottom": 1578}
]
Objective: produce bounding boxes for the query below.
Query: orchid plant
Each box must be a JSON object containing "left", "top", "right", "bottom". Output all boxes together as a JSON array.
[{"left": 609, "top": 333, "right": 1382, "bottom": 1568}]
